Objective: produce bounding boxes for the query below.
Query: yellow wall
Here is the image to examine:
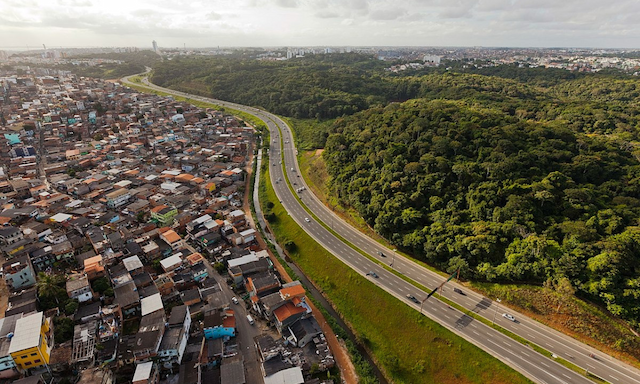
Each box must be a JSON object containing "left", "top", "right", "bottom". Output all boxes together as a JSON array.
[{"left": 10, "top": 322, "right": 50, "bottom": 370}]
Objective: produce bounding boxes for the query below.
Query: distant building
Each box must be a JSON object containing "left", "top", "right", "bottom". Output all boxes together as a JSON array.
[{"left": 152, "top": 40, "right": 158, "bottom": 53}]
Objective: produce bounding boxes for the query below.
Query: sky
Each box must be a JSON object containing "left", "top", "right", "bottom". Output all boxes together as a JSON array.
[{"left": 1, "top": 0, "right": 640, "bottom": 49}]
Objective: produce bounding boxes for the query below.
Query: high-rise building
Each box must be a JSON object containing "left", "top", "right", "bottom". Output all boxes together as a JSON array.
[{"left": 152, "top": 40, "right": 158, "bottom": 53}]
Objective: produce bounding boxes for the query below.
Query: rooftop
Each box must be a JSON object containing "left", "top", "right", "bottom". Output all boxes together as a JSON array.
[{"left": 8, "top": 311, "right": 43, "bottom": 354}]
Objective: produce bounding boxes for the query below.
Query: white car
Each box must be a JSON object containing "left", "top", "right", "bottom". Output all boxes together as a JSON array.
[
  {"left": 304, "top": 217, "right": 310, "bottom": 223},
  {"left": 231, "top": 297, "right": 239, "bottom": 305},
  {"left": 502, "top": 313, "right": 516, "bottom": 322}
]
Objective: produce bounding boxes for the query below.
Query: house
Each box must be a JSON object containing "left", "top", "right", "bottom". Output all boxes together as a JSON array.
[
  {"left": 283, "top": 317, "right": 322, "bottom": 348},
  {"left": 159, "top": 229, "right": 184, "bottom": 251},
  {"left": 203, "top": 312, "right": 235, "bottom": 340},
  {"left": 150, "top": 205, "right": 177, "bottom": 227},
  {"left": 0, "top": 314, "right": 21, "bottom": 379},
  {"left": 114, "top": 281, "right": 139, "bottom": 317},
  {"left": 0, "top": 227, "right": 23, "bottom": 245},
  {"left": 122, "top": 255, "right": 144, "bottom": 276},
  {"left": 160, "top": 254, "right": 182, "bottom": 273},
  {"left": 263, "top": 367, "right": 304, "bottom": 384},
  {"left": 132, "top": 310, "right": 165, "bottom": 361},
  {"left": 272, "top": 302, "right": 307, "bottom": 334},
  {"left": 8, "top": 312, "right": 53, "bottom": 371},
  {"left": 84, "top": 255, "right": 105, "bottom": 281},
  {"left": 132, "top": 361, "right": 158, "bottom": 384},
  {"left": 157, "top": 305, "right": 190, "bottom": 366},
  {"left": 3, "top": 255, "right": 36, "bottom": 291},
  {"left": 140, "top": 293, "right": 163, "bottom": 317},
  {"left": 105, "top": 188, "right": 130, "bottom": 209},
  {"left": 66, "top": 273, "right": 93, "bottom": 303}
]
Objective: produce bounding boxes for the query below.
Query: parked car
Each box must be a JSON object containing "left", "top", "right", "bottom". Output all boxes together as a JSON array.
[
  {"left": 366, "top": 271, "right": 379, "bottom": 278},
  {"left": 453, "top": 288, "right": 465, "bottom": 295},
  {"left": 406, "top": 294, "right": 420, "bottom": 304},
  {"left": 502, "top": 313, "right": 516, "bottom": 322}
]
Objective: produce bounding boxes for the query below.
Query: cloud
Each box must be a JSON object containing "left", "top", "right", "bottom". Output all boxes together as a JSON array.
[
  {"left": 315, "top": 11, "right": 339, "bottom": 19},
  {"left": 275, "top": 0, "right": 299, "bottom": 8},
  {"left": 369, "top": 9, "right": 406, "bottom": 21}
]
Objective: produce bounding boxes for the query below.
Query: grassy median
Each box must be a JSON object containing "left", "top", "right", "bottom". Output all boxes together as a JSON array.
[{"left": 259, "top": 163, "right": 533, "bottom": 384}]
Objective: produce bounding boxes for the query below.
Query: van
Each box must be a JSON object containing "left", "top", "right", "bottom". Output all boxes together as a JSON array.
[{"left": 246, "top": 315, "right": 255, "bottom": 325}]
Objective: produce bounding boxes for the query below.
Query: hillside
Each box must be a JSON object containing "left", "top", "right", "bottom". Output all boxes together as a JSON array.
[{"left": 323, "top": 98, "right": 640, "bottom": 327}]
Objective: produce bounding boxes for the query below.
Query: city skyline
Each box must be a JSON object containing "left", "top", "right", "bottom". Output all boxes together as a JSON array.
[{"left": 1, "top": 0, "right": 640, "bottom": 49}]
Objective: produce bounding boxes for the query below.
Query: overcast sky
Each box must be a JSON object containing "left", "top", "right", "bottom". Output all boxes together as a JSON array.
[{"left": 1, "top": 0, "right": 639, "bottom": 49}]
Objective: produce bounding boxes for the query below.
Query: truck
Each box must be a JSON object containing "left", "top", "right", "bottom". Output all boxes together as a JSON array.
[{"left": 246, "top": 315, "right": 255, "bottom": 325}]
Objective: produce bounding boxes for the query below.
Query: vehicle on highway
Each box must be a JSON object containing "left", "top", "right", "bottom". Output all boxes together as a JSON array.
[
  {"left": 293, "top": 182, "right": 297, "bottom": 185},
  {"left": 377, "top": 251, "right": 386, "bottom": 257},
  {"left": 407, "top": 294, "right": 420, "bottom": 304},
  {"left": 502, "top": 313, "right": 516, "bottom": 322},
  {"left": 366, "top": 271, "right": 379, "bottom": 278},
  {"left": 454, "top": 288, "right": 465, "bottom": 295},
  {"left": 231, "top": 296, "right": 239, "bottom": 305},
  {"left": 305, "top": 217, "right": 310, "bottom": 222}
]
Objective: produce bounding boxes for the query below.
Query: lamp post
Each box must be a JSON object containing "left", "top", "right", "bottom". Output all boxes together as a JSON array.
[
  {"left": 492, "top": 298, "right": 501, "bottom": 325},
  {"left": 390, "top": 249, "right": 397, "bottom": 269}
]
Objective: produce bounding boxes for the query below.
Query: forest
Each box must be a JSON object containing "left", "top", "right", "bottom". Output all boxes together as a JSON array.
[
  {"left": 323, "top": 96, "right": 640, "bottom": 327},
  {"left": 152, "top": 54, "right": 640, "bottom": 326}
]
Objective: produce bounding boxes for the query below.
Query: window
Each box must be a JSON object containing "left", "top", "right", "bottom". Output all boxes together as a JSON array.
[
  {"left": 24, "top": 362, "right": 32, "bottom": 366},
  {"left": 21, "top": 355, "right": 28, "bottom": 359},
  {"left": 30, "top": 353, "right": 37, "bottom": 356},
  {"left": 34, "top": 359, "right": 41, "bottom": 364}
]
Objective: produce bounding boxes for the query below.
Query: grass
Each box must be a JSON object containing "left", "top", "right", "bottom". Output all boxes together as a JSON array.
[{"left": 259, "top": 161, "right": 533, "bottom": 384}]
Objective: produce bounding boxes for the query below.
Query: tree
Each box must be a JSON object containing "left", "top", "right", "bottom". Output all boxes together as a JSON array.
[
  {"left": 555, "top": 277, "right": 576, "bottom": 313},
  {"left": 36, "top": 272, "right": 66, "bottom": 305},
  {"left": 92, "top": 277, "right": 110, "bottom": 294},
  {"left": 65, "top": 300, "right": 79, "bottom": 315}
]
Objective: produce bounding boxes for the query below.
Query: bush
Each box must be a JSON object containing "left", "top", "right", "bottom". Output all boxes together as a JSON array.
[{"left": 65, "top": 300, "right": 79, "bottom": 315}]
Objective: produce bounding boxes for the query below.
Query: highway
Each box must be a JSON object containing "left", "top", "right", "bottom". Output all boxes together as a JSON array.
[{"left": 122, "top": 75, "right": 640, "bottom": 384}]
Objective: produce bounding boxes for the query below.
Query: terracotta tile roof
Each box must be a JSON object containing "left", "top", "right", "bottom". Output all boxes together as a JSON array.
[
  {"left": 273, "top": 302, "right": 306, "bottom": 322},
  {"left": 162, "top": 229, "right": 181, "bottom": 244},
  {"left": 280, "top": 285, "right": 305, "bottom": 299}
]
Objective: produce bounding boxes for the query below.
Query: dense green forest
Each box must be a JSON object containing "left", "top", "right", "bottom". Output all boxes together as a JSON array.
[
  {"left": 324, "top": 98, "right": 640, "bottom": 326},
  {"left": 152, "top": 54, "right": 640, "bottom": 326},
  {"left": 151, "top": 54, "right": 416, "bottom": 119}
]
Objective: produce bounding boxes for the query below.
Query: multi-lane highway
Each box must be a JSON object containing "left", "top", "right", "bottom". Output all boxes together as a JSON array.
[{"left": 123, "top": 75, "right": 640, "bottom": 384}]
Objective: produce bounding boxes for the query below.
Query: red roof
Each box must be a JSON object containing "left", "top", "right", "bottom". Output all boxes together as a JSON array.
[{"left": 273, "top": 302, "right": 306, "bottom": 322}]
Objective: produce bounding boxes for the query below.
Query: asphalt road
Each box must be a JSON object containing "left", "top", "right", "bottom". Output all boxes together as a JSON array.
[{"left": 123, "top": 75, "right": 640, "bottom": 384}]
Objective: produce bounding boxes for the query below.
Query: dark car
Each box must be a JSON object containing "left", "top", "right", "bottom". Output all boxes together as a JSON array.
[
  {"left": 366, "top": 271, "right": 379, "bottom": 278},
  {"left": 453, "top": 288, "right": 465, "bottom": 295},
  {"left": 406, "top": 294, "right": 420, "bottom": 304}
]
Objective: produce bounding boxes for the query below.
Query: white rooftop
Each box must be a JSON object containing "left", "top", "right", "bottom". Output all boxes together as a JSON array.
[
  {"left": 8, "top": 311, "right": 43, "bottom": 354},
  {"left": 50, "top": 213, "right": 73, "bottom": 222},
  {"left": 141, "top": 293, "right": 163, "bottom": 317},
  {"left": 160, "top": 254, "right": 182, "bottom": 271},
  {"left": 122, "top": 255, "right": 143, "bottom": 272},
  {"left": 228, "top": 254, "right": 259, "bottom": 268},
  {"left": 263, "top": 367, "right": 304, "bottom": 384},
  {"left": 132, "top": 361, "right": 154, "bottom": 383}
]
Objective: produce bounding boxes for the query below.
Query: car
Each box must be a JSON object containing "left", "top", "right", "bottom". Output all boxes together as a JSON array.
[
  {"left": 453, "top": 288, "right": 465, "bottom": 295},
  {"left": 293, "top": 182, "right": 297, "bottom": 185},
  {"left": 502, "top": 313, "right": 516, "bottom": 322},
  {"left": 377, "top": 251, "right": 386, "bottom": 257},
  {"left": 406, "top": 294, "right": 420, "bottom": 304},
  {"left": 366, "top": 271, "right": 379, "bottom": 278},
  {"left": 304, "top": 217, "right": 310, "bottom": 222},
  {"left": 231, "top": 296, "right": 239, "bottom": 305}
]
